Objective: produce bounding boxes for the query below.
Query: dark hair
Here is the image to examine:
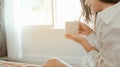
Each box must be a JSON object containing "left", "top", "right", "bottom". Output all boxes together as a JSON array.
[
  {"left": 100, "top": 0, "right": 120, "bottom": 4},
  {"left": 80, "top": 0, "right": 120, "bottom": 24},
  {"left": 80, "top": 0, "right": 92, "bottom": 23}
]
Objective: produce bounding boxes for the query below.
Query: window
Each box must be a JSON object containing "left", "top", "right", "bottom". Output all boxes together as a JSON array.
[
  {"left": 14, "top": 0, "right": 52, "bottom": 25},
  {"left": 53, "top": 0, "right": 82, "bottom": 29},
  {"left": 14, "top": 0, "right": 82, "bottom": 28}
]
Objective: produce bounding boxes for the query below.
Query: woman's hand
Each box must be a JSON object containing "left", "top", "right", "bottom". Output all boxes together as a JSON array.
[
  {"left": 64, "top": 33, "right": 87, "bottom": 44},
  {"left": 64, "top": 22, "right": 95, "bottom": 52},
  {"left": 78, "top": 23, "right": 92, "bottom": 36},
  {"left": 65, "top": 22, "right": 92, "bottom": 40},
  {"left": 64, "top": 33, "right": 95, "bottom": 52}
]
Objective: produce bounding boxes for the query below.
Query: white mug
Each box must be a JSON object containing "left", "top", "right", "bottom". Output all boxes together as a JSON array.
[{"left": 65, "top": 21, "right": 79, "bottom": 34}]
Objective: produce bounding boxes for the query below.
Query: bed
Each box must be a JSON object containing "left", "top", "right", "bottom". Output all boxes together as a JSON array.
[
  {"left": 0, "top": 58, "right": 78, "bottom": 67},
  {"left": 0, "top": 60, "right": 41, "bottom": 67}
]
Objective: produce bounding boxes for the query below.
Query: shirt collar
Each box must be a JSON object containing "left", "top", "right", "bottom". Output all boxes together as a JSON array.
[{"left": 97, "top": 2, "right": 120, "bottom": 24}]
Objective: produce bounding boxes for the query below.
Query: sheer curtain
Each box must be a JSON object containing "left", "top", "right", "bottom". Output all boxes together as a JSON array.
[{"left": 4, "top": 0, "right": 23, "bottom": 59}]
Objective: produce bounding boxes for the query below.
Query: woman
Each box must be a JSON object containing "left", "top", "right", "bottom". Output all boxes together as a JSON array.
[{"left": 41, "top": 0, "right": 120, "bottom": 67}]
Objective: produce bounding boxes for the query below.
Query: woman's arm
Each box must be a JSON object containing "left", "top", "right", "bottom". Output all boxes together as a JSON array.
[
  {"left": 65, "top": 23, "right": 97, "bottom": 52},
  {"left": 65, "top": 32, "right": 97, "bottom": 53}
]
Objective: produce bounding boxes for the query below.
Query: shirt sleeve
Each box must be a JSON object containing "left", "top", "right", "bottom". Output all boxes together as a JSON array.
[
  {"left": 81, "top": 32, "right": 105, "bottom": 67},
  {"left": 81, "top": 23, "right": 120, "bottom": 67},
  {"left": 81, "top": 50, "right": 111, "bottom": 67},
  {"left": 86, "top": 31, "right": 96, "bottom": 47}
]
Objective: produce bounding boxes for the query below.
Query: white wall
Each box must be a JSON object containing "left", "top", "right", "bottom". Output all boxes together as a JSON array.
[
  {"left": 4, "top": 0, "right": 86, "bottom": 65},
  {"left": 21, "top": 25, "right": 86, "bottom": 65}
]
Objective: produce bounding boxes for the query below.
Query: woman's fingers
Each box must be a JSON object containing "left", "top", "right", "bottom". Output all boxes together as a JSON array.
[
  {"left": 79, "top": 23, "right": 92, "bottom": 35},
  {"left": 64, "top": 33, "right": 73, "bottom": 39},
  {"left": 79, "top": 23, "right": 91, "bottom": 30}
]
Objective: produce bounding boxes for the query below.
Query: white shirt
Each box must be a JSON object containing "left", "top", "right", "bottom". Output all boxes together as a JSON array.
[{"left": 81, "top": 2, "right": 120, "bottom": 67}]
